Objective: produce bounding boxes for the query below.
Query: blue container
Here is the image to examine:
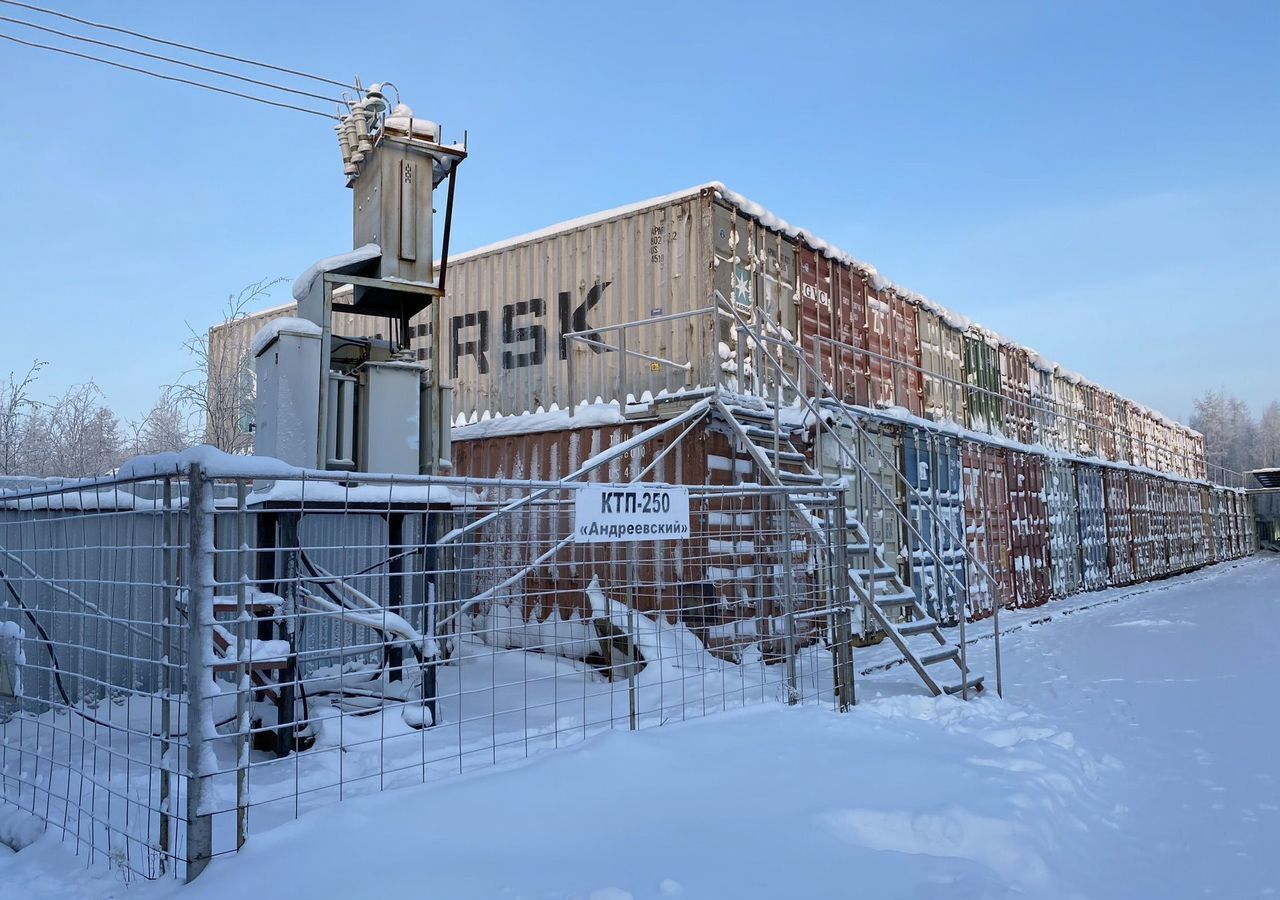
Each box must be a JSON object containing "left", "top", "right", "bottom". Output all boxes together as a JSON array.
[
  {"left": 902, "top": 425, "right": 968, "bottom": 624},
  {"left": 1074, "top": 464, "right": 1110, "bottom": 589}
]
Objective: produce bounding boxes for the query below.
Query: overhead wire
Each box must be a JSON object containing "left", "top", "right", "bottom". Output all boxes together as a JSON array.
[
  {"left": 0, "top": 31, "right": 339, "bottom": 119},
  {"left": 0, "top": 12, "right": 346, "bottom": 105},
  {"left": 0, "top": 0, "right": 359, "bottom": 91}
]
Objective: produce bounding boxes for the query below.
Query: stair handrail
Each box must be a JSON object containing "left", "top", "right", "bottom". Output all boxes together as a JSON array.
[{"left": 716, "top": 299, "right": 1004, "bottom": 696}]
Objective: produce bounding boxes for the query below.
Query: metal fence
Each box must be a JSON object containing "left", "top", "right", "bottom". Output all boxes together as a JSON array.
[{"left": 0, "top": 467, "right": 853, "bottom": 881}]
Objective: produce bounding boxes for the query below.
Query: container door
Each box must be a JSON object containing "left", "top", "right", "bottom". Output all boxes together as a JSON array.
[
  {"left": 1045, "top": 460, "right": 1083, "bottom": 597},
  {"left": 903, "top": 427, "right": 966, "bottom": 624},
  {"left": 1075, "top": 466, "right": 1110, "bottom": 589}
]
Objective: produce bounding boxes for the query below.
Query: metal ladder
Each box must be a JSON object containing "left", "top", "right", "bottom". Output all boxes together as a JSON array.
[{"left": 714, "top": 395, "right": 983, "bottom": 697}]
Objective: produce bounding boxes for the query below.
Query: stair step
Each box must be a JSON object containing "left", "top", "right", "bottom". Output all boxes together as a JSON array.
[
  {"left": 919, "top": 646, "right": 960, "bottom": 667},
  {"left": 873, "top": 590, "right": 917, "bottom": 608},
  {"left": 777, "top": 471, "right": 826, "bottom": 486},
  {"left": 759, "top": 446, "right": 807, "bottom": 463},
  {"left": 942, "top": 675, "right": 985, "bottom": 695},
  {"left": 724, "top": 405, "right": 776, "bottom": 424},
  {"left": 845, "top": 543, "right": 873, "bottom": 555},
  {"left": 852, "top": 565, "right": 897, "bottom": 579},
  {"left": 897, "top": 618, "right": 940, "bottom": 637}
]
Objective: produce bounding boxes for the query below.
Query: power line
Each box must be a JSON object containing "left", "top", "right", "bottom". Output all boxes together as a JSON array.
[
  {"left": 0, "top": 0, "right": 359, "bottom": 92},
  {"left": 0, "top": 13, "right": 345, "bottom": 105},
  {"left": 0, "top": 31, "right": 338, "bottom": 119}
]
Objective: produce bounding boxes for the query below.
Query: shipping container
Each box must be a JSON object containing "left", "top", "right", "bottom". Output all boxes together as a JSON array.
[
  {"left": 1095, "top": 390, "right": 1117, "bottom": 462},
  {"left": 999, "top": 342, "right": 1035, "bottom": 444},
  {"left": 1113, "top": 399, "right": 1132, "bottom": 465},
  {"left": 1104, "top": 468, "right": 1137, "bottom": 585},
  {"left": 797, "top": 246, "right": 865, "bottom": 406},
  {"left": 818, "top": 417, "right": 905, "bottom": 580},
  {"left": 449, "top": 416, "right": 833, "bottom": 658},
  {"left": 1074, "top": 464, "right": 1111, "bottom": 590},
  {"left": 963, "top": 329, "right": 1002, "bottom": 435},
  {"left": 864, "top": 286, "right": 924, "bottom": 415},
  {"left": 901, "top": 425, "right": 967, "bottom": 624},
  {"left": 1130, "top": 473, "right": 1167, "bottom": 580},
  {"left": 961, "top": 441, "right": 1014, "bottom": 615},
  {"left": 917, "top": 307, "right": 966, "bottom": 425},
  {"left": 1005, "top": 449, "right": 1053, "bottom": 607},
  {"left": 1029, "top": 360, "right": 1058, "bottom": 449},
  {"left": 1044, "top": 459, "right": 1083, "bottom": 597},
  {"left": 1054, "top": 374, "right": 1083, "bottom": 457}
]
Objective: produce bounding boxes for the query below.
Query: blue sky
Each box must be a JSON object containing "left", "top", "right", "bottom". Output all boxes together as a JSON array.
[{"left": 0, "top": 0, "right": 1275, "bottom": 423}]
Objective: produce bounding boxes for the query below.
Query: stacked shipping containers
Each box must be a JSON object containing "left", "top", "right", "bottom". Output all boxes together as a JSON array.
[{"left": 252, "top": 182, "right": 1250, "bottom": 640}]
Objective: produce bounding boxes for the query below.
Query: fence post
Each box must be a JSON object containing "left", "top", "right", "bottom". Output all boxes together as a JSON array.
[
  {"left": 185, "top": 462, "right": 215, "bottom": 882},
  {"left": 234, "top": 480, "right": 249, "bottom": 850},
  {"left": 158, "top": 477, "right": 176, "bottom": 875},
  {"left": 832, "top": 487, "right": 855, "bottom": 710},
  {"left": 780, "top": 493, "right": 798, "bottom": 704}
]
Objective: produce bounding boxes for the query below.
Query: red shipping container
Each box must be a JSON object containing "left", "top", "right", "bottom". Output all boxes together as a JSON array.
[
  {"left": 797, "top": 247, "right": 867, "bottom": 406},
  {"left": 864, "top": 283, "right": 923, "bottom": 416},
  {"left": 1004, "top": 449, "right": 1053, "bottom": 607},
  {"left": 961, "top": 441, "right": 1015, "bottom": 615}
]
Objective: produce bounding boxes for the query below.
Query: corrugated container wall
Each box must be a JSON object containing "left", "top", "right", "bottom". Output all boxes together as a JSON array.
[
  {"left": 864, "top": 287, "right": 923, "bottom": 415},
  {"left": 963, "top": 331, "right": 1002, "bottom": 435},
  {"left": 1074, "top": 465, "right": 1110, "bottom": 590},
  {"left": 1043, "top": 459, "right": 1083, "bottom": 597},
  {"left": 1005, "top": 449, "right": 1052, "bottom": 607},
  {"left": 1030, "top": 365, "right": 1058, "bottom": 449},
  {"left": 961, "top": 441, "right": 1013, "bottom": 616},
  {"left": 901, "top": 426, "right": 967, "bottom": 624},
  {"left": 443, "top": 190, "right": 723, "bottom": 418},
  {"left": 797, "top": 246, "right": 865, "bottom": 406},
  {"left": 917, "top": 308, "right": 966, "bottom": 425},
  {"left": 998, "top": 343, "right": 1034, "bottom": 444},
  {"left": 1104, "top": 469, "right": 1136, "bottom": 585}
]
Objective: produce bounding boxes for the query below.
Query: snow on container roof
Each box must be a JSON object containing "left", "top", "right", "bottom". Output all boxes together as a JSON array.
[{"left": 440, "top": 182, "right": 1200, "bottom": 440}]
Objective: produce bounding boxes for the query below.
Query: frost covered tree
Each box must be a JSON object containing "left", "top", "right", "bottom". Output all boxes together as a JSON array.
[
  {"left": 41, "top": 383, "right": 125, "bottom": 478},
  {"left": 126, "top": 392, "right": 198, "bottom": 458},
  {"left": 0, "top": 361, "right": 45, "bottom": 476},
  {"left": 1191, "top": 390, "right": 1260, "bottom": 479},
  {"left": 1258, "top": 402, "right": 1280, "bottom": 469},
  {"left": 169, "top": 277, "right": 286, "bottom": 454}
]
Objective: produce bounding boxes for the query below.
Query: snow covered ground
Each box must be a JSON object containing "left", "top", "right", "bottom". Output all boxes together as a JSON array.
[{"left": 2, "top": 555, "right": 1277, "bottom": 899}]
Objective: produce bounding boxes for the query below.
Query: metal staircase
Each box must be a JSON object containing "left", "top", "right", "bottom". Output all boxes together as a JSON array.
[{"left": 715, "top": 395, "right": 983, "bottom": 697}]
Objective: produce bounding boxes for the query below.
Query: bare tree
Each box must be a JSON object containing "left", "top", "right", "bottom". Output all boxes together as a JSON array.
[
  {"left": 0, "top": 361, "right": 45, "bottom": 476},
  {"left": 168, "top": 277, "right": 286, "bottom": 454}
]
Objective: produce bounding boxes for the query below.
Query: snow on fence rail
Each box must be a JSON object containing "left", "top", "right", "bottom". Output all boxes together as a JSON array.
[{"left": 0, "top": 467, "right": 851, "bottom": 881}]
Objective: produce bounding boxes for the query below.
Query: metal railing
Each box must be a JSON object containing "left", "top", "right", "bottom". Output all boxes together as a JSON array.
[
  {"left": 717, "top": 300, "right": 1005, "bottom": 697},
  {"left": 1, "top": 466, "right": 856, "bottom": 881}
]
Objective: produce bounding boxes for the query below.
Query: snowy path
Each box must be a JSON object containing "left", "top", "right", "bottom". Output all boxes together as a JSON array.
[{"left": 1, "top": 556, "right": 1277, "bottom": 899}]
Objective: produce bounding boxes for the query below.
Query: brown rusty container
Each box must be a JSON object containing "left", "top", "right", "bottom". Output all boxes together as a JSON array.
[
  {"left": 450, "top": 415, "right": 828, "bottom": 659},
  {"left": 864, "top": 284, "right": 923, "bottom": 416},
  {"left": 796, "top": 246, "right": 866, "bottom": 406},
  {"left": 961, "top": 440, "right": 1014, "bottom": 616},
  {"left": 1004, "top": 448, "right": 1052, "bottom": 607}
]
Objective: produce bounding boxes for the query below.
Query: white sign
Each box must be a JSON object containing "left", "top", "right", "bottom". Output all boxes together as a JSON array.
[{"left": 574, "top": 485, "right": 690, "bottom": 543}]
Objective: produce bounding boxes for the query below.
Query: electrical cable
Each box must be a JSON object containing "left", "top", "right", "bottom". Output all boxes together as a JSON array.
[
  {"left": 0, "top": 0, "right": 359, "bottom": 91},
  {"left": 0, "top": 13, "right": 345, "bottom": 105},
  {"left": 0, "top": 31, "right": 339, "bottom": 119}
]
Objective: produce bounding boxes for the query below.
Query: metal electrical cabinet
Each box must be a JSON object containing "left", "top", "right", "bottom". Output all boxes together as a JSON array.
[{"left": 357, "top": 362, "right": 423, "bottom": 474}]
